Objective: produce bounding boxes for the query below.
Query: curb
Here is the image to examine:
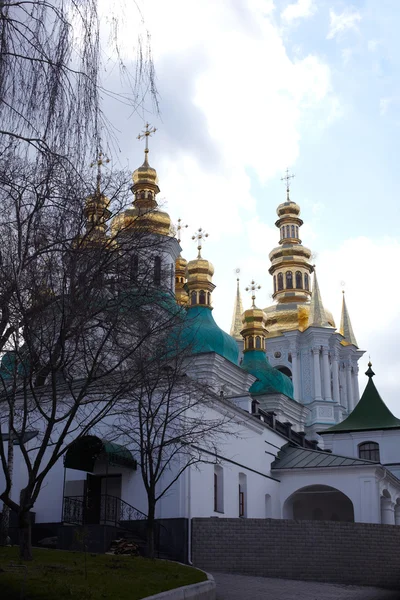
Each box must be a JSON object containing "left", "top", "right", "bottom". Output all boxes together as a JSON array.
[{"left": 142, "top": 571, "right": 216, "bottom": 600}]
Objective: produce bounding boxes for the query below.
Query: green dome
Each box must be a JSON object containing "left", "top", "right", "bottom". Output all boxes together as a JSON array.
[
  {"left": 241, "top": 350, "right": 294, "bottom": 398},
  {"left": 183, "top": 306, "right": 239, "bottom": 365}
]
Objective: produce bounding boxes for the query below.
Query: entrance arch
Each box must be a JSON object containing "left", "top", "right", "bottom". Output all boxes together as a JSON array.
[{"left": 283, "top": 485, "right": 354, "bottom": 522}]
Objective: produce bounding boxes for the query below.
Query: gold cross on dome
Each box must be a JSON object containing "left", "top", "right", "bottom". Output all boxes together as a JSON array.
[
  {"left": 281, "top": 168, "right": 295, "bottom": 201},
  {"left": 192, "top": 227, "right": 209, "bottom": 258},
  {"left": 137, "top": 122, "right": 157, "bottom": 155},
  {"left": 90, "top": 151, "right": 110, "bottom": 194},
  {"left": 175, "top": 218, "right": 189, "bottom": 244},
  {"left": 245, "top": 280, "right": 261, "bottom": 308}
]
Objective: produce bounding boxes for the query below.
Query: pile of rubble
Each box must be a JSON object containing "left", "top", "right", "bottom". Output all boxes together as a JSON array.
[{"left": 108, "top": 538, "right": 139, "bottom": 556}]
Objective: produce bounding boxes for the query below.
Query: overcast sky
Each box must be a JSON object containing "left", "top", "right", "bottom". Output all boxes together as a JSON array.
[{"left": 100, "top": 0, "right": 400, "bottom": 414}]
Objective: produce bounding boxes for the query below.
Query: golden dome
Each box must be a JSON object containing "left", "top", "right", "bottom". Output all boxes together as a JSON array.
[
  {"left": 276, "top": 200, "right": 301, "bottom": 217},
  {"left": 175, "top": 255, "right": 189, "bottom": 306},
  {"left": 263, "top": 301, "right": 336, "bottom": 338},
  {"left": 111, "top": 206, "right": 171, "bottom": 237},
  {"left": 132, "top": 156, "right": 159, "bottom": 189},
  {"left": 186, "top": 257, "right": 214, "bottom": 282}
]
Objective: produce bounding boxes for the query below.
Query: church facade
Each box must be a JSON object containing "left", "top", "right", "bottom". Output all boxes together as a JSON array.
[{"left": 2, "top": 133, "right": 400, "bottom": 561}]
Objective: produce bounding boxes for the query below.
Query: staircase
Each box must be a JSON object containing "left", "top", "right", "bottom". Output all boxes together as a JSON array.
[{"left": 62, "top": 494, "right": 170, "bottom": 557}]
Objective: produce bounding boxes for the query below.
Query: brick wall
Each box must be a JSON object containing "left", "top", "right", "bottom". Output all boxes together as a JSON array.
[{"left": 192, "top": 518, "right": 400, "bottom": 589}]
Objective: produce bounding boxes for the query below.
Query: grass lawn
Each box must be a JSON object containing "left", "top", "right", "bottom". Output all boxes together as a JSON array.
[{"left": 0, "top": 547, "right": 207, "bottom": 600}]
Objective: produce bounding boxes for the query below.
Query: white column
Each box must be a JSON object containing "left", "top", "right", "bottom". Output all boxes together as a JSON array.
[
  {"left": 381, "top": 499, "right": 395, "bottom": 525},
  {"left": 346, "top": 363, "right": 354, "bottom": 412},
  {"left": 291, "top": 349, "right": 300, "bottom": 401},
  {"left": 312, "top": 347, "right": 322, "bottom": 401},
  {"left": 322, "top": 347, "right": 332, "bottom": 401},
  {"left": 332, "top": 352, "right": 340, "bottom": 404},
  {"left": 352, "top": 364, "right": 360, "bottom": 406}
]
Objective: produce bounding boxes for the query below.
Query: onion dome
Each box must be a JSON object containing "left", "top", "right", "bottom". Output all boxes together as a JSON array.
[
  {"left": 111, "top": 123, "right": 171, "bottom": 237},
  {"left": 240, "top": 286, "right": 294, "bottom": 398},
  {"left": 175, "top": 254, "right": 189, "bottom": 306},
  {"left": 264, "top": 170, "right": 335, "bottom": 337},
  {"left": 182, "top": 230, "right": 239, "bottom": 364}
]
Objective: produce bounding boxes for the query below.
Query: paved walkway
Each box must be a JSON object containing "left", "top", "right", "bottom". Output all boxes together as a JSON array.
[{"left": 212, "top": 572, "right": 400, "bottom": 600}]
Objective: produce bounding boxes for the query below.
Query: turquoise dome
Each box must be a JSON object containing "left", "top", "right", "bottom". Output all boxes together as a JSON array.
[
  {"left": 241, "top": 350, "right": 294, "bottom": 398},
  {"left": 183, "top": 306, "right": 239, "bottom": 365}
]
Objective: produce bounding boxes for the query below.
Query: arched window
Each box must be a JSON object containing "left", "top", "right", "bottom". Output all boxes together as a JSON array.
[
  {"left": 207, "top": 292, "right": 211, "bottom": 305},
  {"left": 273, "top": 275, "right": 277, "bottom": 293},
  {"left": 130, "top": 254, "right": 139, "bottom": 280},
  {"left": 295, "top": 271, "right": 302, "bottom": 289},
  {"left": 140, "top": 190, "right": 145, "bottom": 199},
  {"left": 249, "top": 337, "right": 254, "bottom": 350},
  {"left": 278, "top": 273, "right": 284, "bottom": 291},
  {"left": 358, "top": 442, "right": 380, "bottom": 462},
  {"left": 286, "top": 225, "right": 290, "bottom": 238},
  {"left": 199, "top": 290, "right": 206, "bottom": 305},
  {"left": 214, "top": 465, "right": 224, "bottom": 513},
  {"left": 191, "top": 291, "right": 197, "bottom": 306},
  {"left": 280, "top": 228, "right": 284, "bottom": 239},
  {"left": 154, "top": 256, "right": 161, "bottom": 285},
  {"left": 291, "top": 225, "right": 295, "bottom": 238},
  {"left": 286, "top": 271, "right": 293, "bottom": 289},
  {"left": 255, "top": 336, "right": 261, "bottom": 349},
  {"left": 296, "top": 226, "right": 299, "bottom": 238},
  {"left": 304, "top": 273, "right": 309, "bottom": 290}
]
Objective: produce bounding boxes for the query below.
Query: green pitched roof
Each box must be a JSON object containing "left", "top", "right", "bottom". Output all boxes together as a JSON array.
[
  {"left": 271, "top": 443, "right": 377, "bottom": 470},
  {"left": 241, "top": 350, "right": 294, "bottom": 399},
  {"left": 322, "top": 364, "right": 400, "bottom": 434}
]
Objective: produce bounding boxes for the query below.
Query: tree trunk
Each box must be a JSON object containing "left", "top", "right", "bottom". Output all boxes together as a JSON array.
[
  {"left": 18, "top": 510, "right": 32, "bottom": 561},
  {"left": 0, "top": 426, "right": 14, "bottom": 545},
  {"left": 146, "top": 499, "right": 156, "bottom": 559},
  {"left": 0, "top": 503, "right": 11, "bottom": 546}
]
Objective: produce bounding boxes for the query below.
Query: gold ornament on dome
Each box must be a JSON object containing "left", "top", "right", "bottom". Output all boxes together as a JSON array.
[
  {"left": 245, "top": 280, "right": 261, "bottom": 308},
  {"left": 281, "top": 167, "right": 295, "bottom": 202},
  {"left": 192, "top": 227, "right": 209, "bottom": 258}
]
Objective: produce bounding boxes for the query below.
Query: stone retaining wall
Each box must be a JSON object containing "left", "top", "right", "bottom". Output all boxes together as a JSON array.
[{"left": 192, "top": 518, "right": 400, "bottom": 589}]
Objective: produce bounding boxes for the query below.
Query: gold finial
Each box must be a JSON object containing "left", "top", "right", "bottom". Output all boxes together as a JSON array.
[
  {"left": 281, "top": 167, "right": 295, "bottom": 201},
  {"left": 137, "top": 122, "right": 157, "bottom": 161},
  {"left": 90, "top": 151, "right": 110, "bottom": 194},
  {"left": 192, "top": 227, "right": 209, "bottom": 258},
  {"left": 245, "top": 280, "right": 261, "bottom": 308},
  {"left": 175, "top": 218, "right": 188, "bottom": 244}
]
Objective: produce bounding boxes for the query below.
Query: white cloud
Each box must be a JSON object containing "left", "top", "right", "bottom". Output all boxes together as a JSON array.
[
  {"left": 327, "top": 8, "right": 362, "bottom": 40},
  {"left": 380, "top": 97, "right": 392, "bottom": 116},
  {"left": 281, "top": 0, "right": 315, "bottom": 22}
]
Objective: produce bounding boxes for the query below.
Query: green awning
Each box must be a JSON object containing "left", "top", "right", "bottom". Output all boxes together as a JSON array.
[{"left": 64, "top": 435, "right": 137, "bottom": 472}]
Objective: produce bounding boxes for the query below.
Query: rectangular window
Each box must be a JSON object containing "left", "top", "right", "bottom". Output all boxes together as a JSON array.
[
  {"left": 239, "top": 485, "right": 245, "bottom": 517},
  {"left": 214, "top": 473, "right": 218, "bottom": 512}
]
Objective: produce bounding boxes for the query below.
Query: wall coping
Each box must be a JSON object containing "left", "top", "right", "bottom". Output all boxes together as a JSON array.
[{"left": 142, "top": 569, "right": 215, "bottom": 600}]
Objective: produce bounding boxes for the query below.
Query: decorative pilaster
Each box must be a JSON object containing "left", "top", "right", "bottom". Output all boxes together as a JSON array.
[
  {"left": 352, "top": 363, "right": 360, "bottom": 406},
  {"left": 322, "top": 347, "right": 332, "bottom": 401},
  {"left": 346, "top": 363, "right": 354, "bottom": 412},
  {"left": 332, "top": 351, "right": 340, "bottom": 404},
  {"left": 291, "top": 348, "right": 300, "bottom": 401},
  {"left": 312, "top": 347, "right": 323, "bottom": 401}
]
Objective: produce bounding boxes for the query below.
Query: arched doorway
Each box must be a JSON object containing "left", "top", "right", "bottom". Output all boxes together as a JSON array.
[{"left": 283, "top": 485, "right": 354, "bottom": 522}]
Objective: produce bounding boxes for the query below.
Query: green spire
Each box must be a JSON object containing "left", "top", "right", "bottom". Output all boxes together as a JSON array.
[{"left": 322, "top": 363, "right": 400, "bottom": 434}]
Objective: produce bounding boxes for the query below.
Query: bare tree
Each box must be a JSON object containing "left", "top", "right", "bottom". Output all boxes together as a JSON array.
[{"left": 115, "top": 332, "right": 236, "bottom": 559}]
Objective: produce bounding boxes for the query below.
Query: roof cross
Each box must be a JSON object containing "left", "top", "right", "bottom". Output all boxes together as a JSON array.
[
  {"left": 192, "top": 227, "right": 209, "bottom": 258},
  {"left": 245, "top": 280, "right": 261, "bottom": 308},
  {"left": 281, "top": 168, "right": 295, "bottom": 201},
  {"left": 175, "top": 218, "right": 189, "bottom": 244},
  {"left": 137, "top": 122, "right": 157, "bottom": 158},
  {"left": 90, "top": 151, "right": 110, "bottom": 194}
]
